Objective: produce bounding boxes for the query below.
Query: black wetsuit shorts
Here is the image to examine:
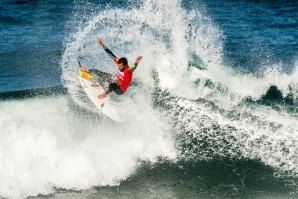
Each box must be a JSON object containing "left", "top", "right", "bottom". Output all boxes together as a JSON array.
[{"left": 106, "top": 83, "right": 124, "bottom": 95}]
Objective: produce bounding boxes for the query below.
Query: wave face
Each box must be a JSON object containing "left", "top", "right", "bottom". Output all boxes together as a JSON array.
[{"left": 0, "top": 0, "right": 297, "bottom": 198}]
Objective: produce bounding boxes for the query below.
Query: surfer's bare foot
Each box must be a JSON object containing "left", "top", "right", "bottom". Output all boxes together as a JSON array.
[
  {"left": 91, "top": 83, "right": 99, "bottom": 87},
  {"left": 79, "top": 67, "right": 89, "bottom": 72},
  {"left": 98, "top": 93, "right": 107, "bottom": 99}
]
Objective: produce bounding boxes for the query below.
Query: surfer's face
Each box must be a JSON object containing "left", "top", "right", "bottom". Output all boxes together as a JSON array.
[{"left": 117, "top": 63, "right": 125, "bottom": 71}]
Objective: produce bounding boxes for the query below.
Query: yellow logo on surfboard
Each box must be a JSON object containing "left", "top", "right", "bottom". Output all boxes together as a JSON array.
[{"left": 79, "top": 70, "right": 93, "bottom": 79}]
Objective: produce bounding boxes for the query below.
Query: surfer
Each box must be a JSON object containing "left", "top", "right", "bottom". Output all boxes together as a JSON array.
[{"left": 80, "top": 37, "right": 142, "bottom": 99}]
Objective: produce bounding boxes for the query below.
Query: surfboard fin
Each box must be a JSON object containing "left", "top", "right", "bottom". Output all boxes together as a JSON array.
[{"left": 101, "top": 103, "right": 105, "bottom": 109}]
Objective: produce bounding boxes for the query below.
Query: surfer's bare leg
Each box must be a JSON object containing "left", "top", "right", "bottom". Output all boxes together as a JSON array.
[
  {"left": 81, "top": 67, "right": 113, "bottom": 88},
  {"left": 88, "top": 69, "right": 114, "bottom": 83},
  {"left": 79, "top": 67, "right": 89, "bottom": 72}
]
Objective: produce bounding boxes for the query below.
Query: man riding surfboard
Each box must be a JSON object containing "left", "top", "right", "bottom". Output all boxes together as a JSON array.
[{"left": 80, "top": 36, "right": 142, "bottom": 99}]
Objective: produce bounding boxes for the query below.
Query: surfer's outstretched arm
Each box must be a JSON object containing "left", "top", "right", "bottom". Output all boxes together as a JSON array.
[
  {"left": 129, "top": 56, "right": 143, "bottom": 72},
  {"left": 97, "top": 36, "right": 119, "bottom": 63}
]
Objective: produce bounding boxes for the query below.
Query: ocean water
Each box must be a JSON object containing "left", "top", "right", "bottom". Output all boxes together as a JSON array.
[{"left": 0, "top": 0, "right": 298, "bottom": 198}]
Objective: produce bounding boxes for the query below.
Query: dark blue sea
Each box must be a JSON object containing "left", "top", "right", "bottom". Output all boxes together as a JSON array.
[{"left": 0, "top": 0, "right": 298, "bottom": 198}]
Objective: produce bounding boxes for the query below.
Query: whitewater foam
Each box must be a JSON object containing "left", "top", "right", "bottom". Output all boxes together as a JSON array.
[
  {"left": 1, "top": 0, "right": 297, "bottom": 198},
  {"left": 0, "top": 95, "right": 176, "bottom": 198}
]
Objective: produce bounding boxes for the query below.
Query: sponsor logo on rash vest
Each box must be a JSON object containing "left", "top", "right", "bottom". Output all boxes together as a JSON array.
[{"left": 117, "top": 66, "right": 132, "bottom": 93}]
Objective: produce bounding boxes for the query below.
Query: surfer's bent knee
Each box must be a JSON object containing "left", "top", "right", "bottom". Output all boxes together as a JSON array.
[{"left": 107, "top": 83, "right": 124, "bottom": 95}]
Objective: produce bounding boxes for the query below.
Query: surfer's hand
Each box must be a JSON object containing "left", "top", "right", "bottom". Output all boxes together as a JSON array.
[
  {"left": 135, "top": 56, "right": 142, "bottom": 64},
  {"left": 96, "top": 36, "right": 104, "bottom": 46}
]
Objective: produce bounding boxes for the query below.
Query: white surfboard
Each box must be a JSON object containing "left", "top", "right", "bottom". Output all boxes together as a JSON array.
[{"left": 78, "top": 69, "right": 122, "bottom": 122}]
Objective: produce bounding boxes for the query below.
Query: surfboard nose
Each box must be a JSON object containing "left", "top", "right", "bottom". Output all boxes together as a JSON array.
[{"left": 79, "top": 71, "right": 93, "bottom": 79}]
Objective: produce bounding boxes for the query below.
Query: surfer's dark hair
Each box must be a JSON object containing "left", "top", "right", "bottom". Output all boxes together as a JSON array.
[{"left": 118, "top": 57, "right": 128, "bottom": 66}]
